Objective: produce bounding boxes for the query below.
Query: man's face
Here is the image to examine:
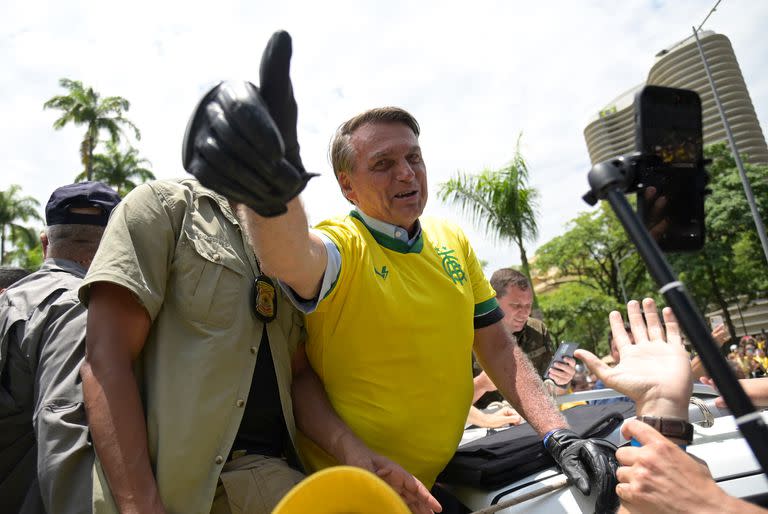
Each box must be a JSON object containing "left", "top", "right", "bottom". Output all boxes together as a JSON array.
[
  {"left": 499, "top": 285, "right": 533, "bottom": 333},
  {"left": 338, "top": 122, "right": 427, "bottom": 232}
]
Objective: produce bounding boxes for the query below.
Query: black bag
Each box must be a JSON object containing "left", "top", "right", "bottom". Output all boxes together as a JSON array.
[{"left": 437, "top": 402, "right": 635, "bottom": 489}]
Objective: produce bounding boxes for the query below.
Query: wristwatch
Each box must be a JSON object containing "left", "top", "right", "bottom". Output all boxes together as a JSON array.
[{"left": 637, "top": 416, "right": 694, "bottom": 444}]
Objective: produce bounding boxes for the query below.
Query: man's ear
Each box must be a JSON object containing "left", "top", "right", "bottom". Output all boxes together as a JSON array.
[
  {"left": 40, "top": 231, "right": 49, "bottom": 259},
  {"left": 337, "top": 171, "right": 357, "bottom": 205}
]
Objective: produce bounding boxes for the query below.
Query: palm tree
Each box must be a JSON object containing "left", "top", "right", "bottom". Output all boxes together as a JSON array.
[
  {"left": 75, "top": 141, "right": 155, "bottom": 196},
  {"left": 44, "top": 78, "right": 141, "bottom": 181},
  {"left": 0, "top": 185, "right": 42, "bottom": 264},
  {"left": 438, "top": 136, "right": 540, "bottom": 302}
]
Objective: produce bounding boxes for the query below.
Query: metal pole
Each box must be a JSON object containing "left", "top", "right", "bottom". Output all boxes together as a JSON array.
[{"left": 692, "top": 27, "right": 768, "bottom": 266}]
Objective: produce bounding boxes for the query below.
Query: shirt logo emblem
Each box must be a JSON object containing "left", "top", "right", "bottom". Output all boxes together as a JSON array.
[
  {"left": 436, "top": 246, "right": 466, "bottom": 285},
  {"left": 374, "top": 265, "right": 389, "bottom": 279}
]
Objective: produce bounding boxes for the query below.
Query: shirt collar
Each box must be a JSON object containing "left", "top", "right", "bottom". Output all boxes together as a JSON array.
[{"left": 353, "top": 207, "right": 422, "bottom": 245}]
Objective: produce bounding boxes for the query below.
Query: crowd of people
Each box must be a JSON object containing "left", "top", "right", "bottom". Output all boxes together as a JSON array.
[
  {"left": 728, "top": 335, "right": 768, "bottom": 378},
  {"left": 1, "top": 30, "right": 766, "bottom": 514}
]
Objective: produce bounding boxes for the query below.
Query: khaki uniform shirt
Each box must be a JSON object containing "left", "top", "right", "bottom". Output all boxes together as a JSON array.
[
  {"left": 0, "top": 259, "right": 93, "bottom": 514},
  {"left": 80, "top": 179, "right": 305, "bottom": 514}
]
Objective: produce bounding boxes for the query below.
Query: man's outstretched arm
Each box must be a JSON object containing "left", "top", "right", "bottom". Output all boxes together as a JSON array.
[
  {"left": 473, "top": 321, "right": 565, "bottom": 435},
  {"left": 475, "top": 321, "right": 619, "bottom": 513},
  {"left": 80, "top": 283, "right": 163, "bottom": 514},
  {"left": 182, "top": 31, "right": 326, "bottom": 299}
]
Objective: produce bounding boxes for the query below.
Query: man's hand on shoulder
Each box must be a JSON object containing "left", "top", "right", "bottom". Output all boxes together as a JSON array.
[{"left": 182, "top": 30, "right": 317, "bottom": 217}]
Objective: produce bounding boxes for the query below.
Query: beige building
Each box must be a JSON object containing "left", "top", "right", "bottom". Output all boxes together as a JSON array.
[{"left": 584, "top": 31, "right": 768, "bottom": 165}]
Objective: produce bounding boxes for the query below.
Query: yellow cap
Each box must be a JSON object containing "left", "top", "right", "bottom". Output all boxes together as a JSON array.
[{"left": 272, "top": 466, "right": 411, "bottom": 514}]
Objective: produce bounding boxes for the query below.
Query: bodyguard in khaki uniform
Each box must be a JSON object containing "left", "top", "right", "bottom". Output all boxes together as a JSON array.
[
  {"left": 0, "top": 182, "right": 120, "bottom": 513},
  {"left": 80, "top": 177, "right": 306, "bottom": 514}
]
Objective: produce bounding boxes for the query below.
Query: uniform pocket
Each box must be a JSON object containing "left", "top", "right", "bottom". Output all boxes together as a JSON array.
[{"left": 172, "top": 210, "right": 248, "bottom": 328}]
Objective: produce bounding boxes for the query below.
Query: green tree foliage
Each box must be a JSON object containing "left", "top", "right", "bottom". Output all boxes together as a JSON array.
[
  {"left": 534, "top": 202, "right": 653, "bottom": 305},
  {"left": 44, "top": 78, "right": 140, "bottom": 181},
  {"left": 0, "top": 185, "right": 41, "bottom": 264},
  {"left": 75, "top": 141, "right": 155, "bottom": 196},
  {"left": 669, "top": 143, "right": 768, "bottom": 337},
  {"left": 3, "top": 227, "right": 43, "bottom": 270},
  {"left": 438, "top": 136, "right": 540, "bottom": 301},
  {"left": 538, "top": 282, "right": 620, "bottom": 355}
]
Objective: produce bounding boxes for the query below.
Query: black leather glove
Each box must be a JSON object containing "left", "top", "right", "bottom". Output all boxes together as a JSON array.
[
  {"left": 259, "top": 30, "right": 304, "bottom": 172},
  {"left": 182, "top": 31, "right": 316, "bottom": 217},
  {"left": 544, "top": 429, "right": 619, "bottom": 514}
]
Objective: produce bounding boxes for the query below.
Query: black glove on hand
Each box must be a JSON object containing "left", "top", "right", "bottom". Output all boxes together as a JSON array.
[
  {"left": 182, "top": 31, "right": 316, "bottom": 217},
  {"left": 545, "top": 429, "right": 620, "bottom": 514},
  {"left": 259, "top": 30, "right": 304, "bottom": 172}
]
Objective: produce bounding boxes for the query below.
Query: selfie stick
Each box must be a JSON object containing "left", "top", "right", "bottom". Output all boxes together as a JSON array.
[{"left": 584, "top": 154, "right": 768, "bottom": 473}]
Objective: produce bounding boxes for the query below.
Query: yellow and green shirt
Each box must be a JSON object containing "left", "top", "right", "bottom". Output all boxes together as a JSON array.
[{"left": 298, "top": 211, "right": 501, "bottom": 487}]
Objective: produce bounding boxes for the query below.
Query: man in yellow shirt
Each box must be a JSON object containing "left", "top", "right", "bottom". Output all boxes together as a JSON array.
[{"left": 183, "top": 31, "right": 619, "bottom": 514}]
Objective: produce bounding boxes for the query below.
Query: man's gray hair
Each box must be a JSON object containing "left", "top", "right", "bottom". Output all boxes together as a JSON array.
[
  {"left": 329, "top": 107, "right": 420, "bottom": 179},
  {"left": 490, "top": 268, "right": 531, "bottom": 298},
  {"left": 46, "top": 224, "right": 105, "bottom": 263}
]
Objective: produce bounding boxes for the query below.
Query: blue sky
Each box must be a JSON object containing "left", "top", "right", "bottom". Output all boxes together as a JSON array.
[{"left": 2, "top": 0, "right": 766, "bottom": 274}]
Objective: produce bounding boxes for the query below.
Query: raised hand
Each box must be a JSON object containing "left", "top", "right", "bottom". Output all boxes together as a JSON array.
[
  {"left": 182, "top": 31, "right": 316, "bottom": 217},
  {"left": 259, "top": 30, "right": 304, "bottom": 171},
  {"left": 576, "top": 298, "right": 693, "bottom": 419}
]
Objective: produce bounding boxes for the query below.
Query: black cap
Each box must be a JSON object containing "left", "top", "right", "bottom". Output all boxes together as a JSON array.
[{"left": 45, "top": 181, "right": 121, "bottom": 227}]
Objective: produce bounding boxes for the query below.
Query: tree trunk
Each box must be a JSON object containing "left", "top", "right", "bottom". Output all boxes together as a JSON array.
[
  {"left": 517, "top": 238, "right": 540, "bottom": 310},
  {"left": 704, "top": 258, "right": 737, "bottom": 350},
  {"left": 86, "top": 129, "right": 96, "bottom": 181},
  {"left": 1, "top": 226, "right": 5, "bottom": 264}
]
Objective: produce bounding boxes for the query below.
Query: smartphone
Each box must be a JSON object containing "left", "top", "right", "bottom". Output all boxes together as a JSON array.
[
  {"left": 634, "top": 85, "right": 707, "bottom": 252},
  {"left": 544, "top": 342, "right": 579, "bottom": 380}
]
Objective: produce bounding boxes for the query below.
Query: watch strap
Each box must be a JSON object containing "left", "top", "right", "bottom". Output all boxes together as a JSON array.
[{"left": 637, "top": 415, "right": 694, "bottom": 444}]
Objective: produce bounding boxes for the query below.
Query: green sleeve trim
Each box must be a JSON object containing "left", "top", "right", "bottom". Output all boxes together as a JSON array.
[{"left": 474, "top": 297, "right": 499, "bottom": 317}]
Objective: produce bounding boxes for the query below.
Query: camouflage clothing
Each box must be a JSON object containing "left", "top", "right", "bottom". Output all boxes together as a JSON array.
[
  {"left": 515, "top": 317, "right": 555, "bottom": 377},
  {"left": 473, "top": 317, "right": 554, "bottom": 408}
]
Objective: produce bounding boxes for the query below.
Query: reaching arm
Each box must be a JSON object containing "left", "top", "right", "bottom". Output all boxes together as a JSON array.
[
  {"left": 290, "top": 344, "right": 441, "bottom": 514},
  {"left": 181, "top": 31, "right": 326, "bottom": 300},
  {"left": 466, "top": 405, "right": 522, "bottom": 428},
  {"left": 80, "top": 282, "right": 163, "bottom": 514},
  {"left": 234, "top": 200, "right": 327, "bottom": 299},
  {"left": 700, "top": 376, "right": 768, "bottom": 409},
  {"left": 473, "top": 321, "right": 566, "bottom": 436},
  {"left": 690, "top": 323, "right": 730, "bottom": 380}
]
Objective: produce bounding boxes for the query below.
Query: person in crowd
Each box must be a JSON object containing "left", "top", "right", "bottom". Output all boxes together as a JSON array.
[
  {"left": 487, "top": 268, "right": 576, "bottom": 385},
  {"left": 577, "top": 298, "right": 767, "bottom": 513},
  {"left": 182, "top": 31, "right": 620, "bottom": 514},
  {"left": 0, "top": 181, "right": 120, "bottom": 514},
  {"left": 0, "top": 266, "right": 31, "bottom": 292},
  {"left": 467, "top": 269, "right": 577, "bottom": 428},
  {"left": 78, "top": 34, "right": 308, "bottom": 514},
  {"left": 690, "top": 322, "right": 730, "bottom": 380}
]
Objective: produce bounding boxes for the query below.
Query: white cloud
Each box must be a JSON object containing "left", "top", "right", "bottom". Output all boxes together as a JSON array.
[{"left": 2, "top": 0, "right": 766, "bottom": 275}]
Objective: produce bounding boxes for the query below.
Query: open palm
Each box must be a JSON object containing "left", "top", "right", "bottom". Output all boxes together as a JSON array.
[{"left": 576, "top": 298, "right": 693, "bottom": 417}]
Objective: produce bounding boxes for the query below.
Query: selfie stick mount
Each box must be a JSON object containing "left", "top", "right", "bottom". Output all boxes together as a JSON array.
[{"left": 584, "top": 154, "right": 768, "bottom": 473}]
